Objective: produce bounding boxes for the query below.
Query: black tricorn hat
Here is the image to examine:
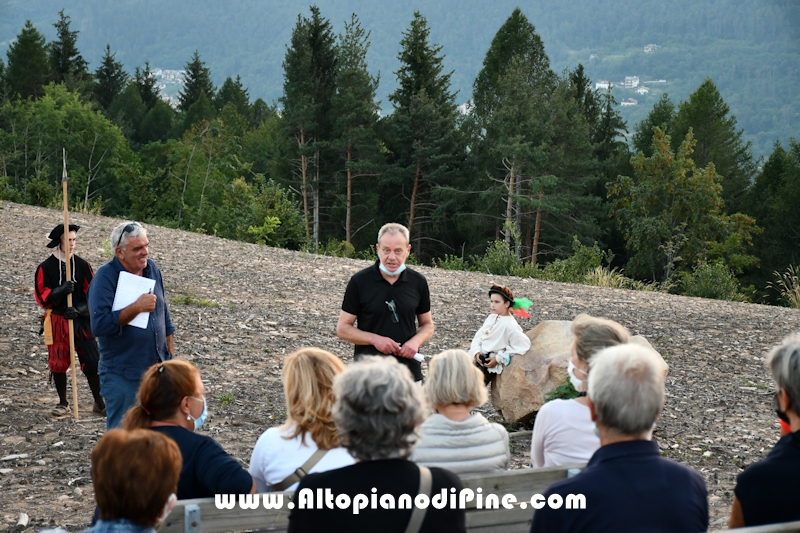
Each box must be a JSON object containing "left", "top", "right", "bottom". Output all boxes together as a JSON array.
[{"left": 47, "top": 224, "right": 80, "bottom": 249}]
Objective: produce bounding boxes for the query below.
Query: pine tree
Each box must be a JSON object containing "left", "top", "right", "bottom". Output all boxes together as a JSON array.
[
  {"left": 384, "top": 12, "right": 461, "bottom": 255},
  {"left": 49, "top": 10, "right": 89, "bottom": 87},
  {"left": 133, "top": 62, "right": 159, "bottom": 110},
  {"left": 389, "top": 12, "right": 454, "bottom": 111},
  {"left": 472, "top": 8, "right": 554, "bottom": 118},
  {"left": 214, "top": 75, "right": 251, "bottom": 119},
  {"left": 569, "top": 64, "right": 600, "bottom": 133},
  {"left": 280, "top": 5, "right": 337, "bottom": 247},
  {"left": 331, "top": 14, "right": 381, "bottom": 245},
  {"left": 94, "top": 45, "right": 129, "bottom": 111},
  {"left": 672, "top": 78, "right": 755, "bottom": 213},
  {"left": 179, "top": 50, "right": 215, "bottom": 113},
  {"left": 4, "top": 21, "right": 49, "bottom": 100},
  {"left": 469, "top": 8, "right": 596, "bottom": 262},
  {"left": 632, "top": 94, "right": 675, "bottom": 157},
  {"left": 608, "top": 127, "right": 758, "bottom": 281}
]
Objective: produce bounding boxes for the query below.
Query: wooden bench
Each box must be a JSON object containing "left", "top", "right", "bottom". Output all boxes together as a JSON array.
[
  {"left": 161, "top": 464, "right": 800, "bottom": 533},
  {"left": 162, "top": 463, "right": 583, "bottom": 533}
]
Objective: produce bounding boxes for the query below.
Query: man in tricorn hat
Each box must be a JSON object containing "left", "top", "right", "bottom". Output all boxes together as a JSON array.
[{"left": 34, "top": 224, "right": 105, "bottom": 417}]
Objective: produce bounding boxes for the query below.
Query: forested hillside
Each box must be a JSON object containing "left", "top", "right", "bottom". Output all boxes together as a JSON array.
[
  {"left": 1, "top": 0, "right": 798, "bottom": 155},
  {"left": 2, "top": 4, "right": 800, "bottom": 311}
]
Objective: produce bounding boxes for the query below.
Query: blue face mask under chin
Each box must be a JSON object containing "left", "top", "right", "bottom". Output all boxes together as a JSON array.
[
  {"left": 187, "top": 398, "right": 208, "bottom": 431},
  {"left": 379, "top": 263, "right": 406, "bottom": 276}
]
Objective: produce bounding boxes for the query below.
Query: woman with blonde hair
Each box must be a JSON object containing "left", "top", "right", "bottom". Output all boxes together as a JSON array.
[
  {"left": 412, "top": 349, "right": 509, "bottom": 474},
  {"left": 122, "top": 359, "right": 255, "bottom": 498},
  {"left": 249, "top": 347, "right": 354, "bottom": 492},
  {"left": 530, "top": 314, "right": 630, "bottom": 468}
]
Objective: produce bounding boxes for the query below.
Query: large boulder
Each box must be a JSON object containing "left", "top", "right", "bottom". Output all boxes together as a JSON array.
[
  {"left": 629, "top": 335, "right": 670, "bottom": 377},
  {"left": 491, "top": 323, "right": 671, "bottom": 424},
  {"left": 491, "top": 320, "right": 573, "bottom": 424}
]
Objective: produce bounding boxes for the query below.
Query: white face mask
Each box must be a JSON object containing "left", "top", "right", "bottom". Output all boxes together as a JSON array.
[{"left": 568, "top": 360, "right": 587, "bottom": 392}]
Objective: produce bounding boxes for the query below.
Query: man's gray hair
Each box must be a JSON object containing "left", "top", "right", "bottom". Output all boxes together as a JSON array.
[
  {"left": 768, "top": 334, "right": 800, "bottom": 416},
  {"left": 377, "top": 223, "right": 409, "bottom": 245},
  {"left": 111, "top": 221, "right": 147, "bottom": 250},
  {"left": 332, "top": 356, "right": 423, "bottom": 461},
  {"left": 588, "top": 344, "right": 665, "bottom": 437}
]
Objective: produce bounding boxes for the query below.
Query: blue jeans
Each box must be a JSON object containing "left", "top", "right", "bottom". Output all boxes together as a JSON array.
[{"left": 100, "top": 372, "right": 141, "bottom": 430}]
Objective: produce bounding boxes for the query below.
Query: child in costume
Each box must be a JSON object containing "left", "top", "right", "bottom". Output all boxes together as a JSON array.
[{"left": 470, "top": 284, "right": 532, "bottom": 383}]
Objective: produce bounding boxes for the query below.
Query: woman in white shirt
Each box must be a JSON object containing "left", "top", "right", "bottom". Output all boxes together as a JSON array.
[
  {"left": 249, "top": 348, "right": 354, "bottom": 492},
  {"left": 530, "top": 314, "right": 631, "bottom": 468},
  {"left": 470, "top": 284, "right": 532, "bottom": 383}
]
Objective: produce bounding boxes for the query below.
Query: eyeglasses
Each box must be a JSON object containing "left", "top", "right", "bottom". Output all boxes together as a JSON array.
[
  {"left": 116, "top": 222, "right": 141, "bottom": 248},
  {"left": 385, "top": 300, "right": 399, "bottom": 323},
  {"left": 188, "top": 388, "right": 210, "bottom": 403}
]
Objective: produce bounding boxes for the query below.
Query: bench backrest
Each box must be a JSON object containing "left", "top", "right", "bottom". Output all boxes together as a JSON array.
[{"left": 161, "top": 463, "right": 582, "bottom": 533}]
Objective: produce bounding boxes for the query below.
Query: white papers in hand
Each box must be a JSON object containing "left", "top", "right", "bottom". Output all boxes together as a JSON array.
[{"left": 112, "top": 271, "right": 155, "bottom": 329}]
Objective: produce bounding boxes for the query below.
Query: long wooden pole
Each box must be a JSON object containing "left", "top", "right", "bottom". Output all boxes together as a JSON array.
[{"left": 62, "top": 149, "right": 80, "bottom": 419}]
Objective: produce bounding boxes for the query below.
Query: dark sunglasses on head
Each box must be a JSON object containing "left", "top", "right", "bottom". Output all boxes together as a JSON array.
[{"left": 116, "top": 222, "right": 141, "bottom": 248}]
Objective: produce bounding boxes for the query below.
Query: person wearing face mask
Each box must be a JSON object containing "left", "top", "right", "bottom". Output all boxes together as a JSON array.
[
  {"left": 337, "top": 223, "right": 434, "bottom": 382},
  {"left": 43, "top": 428, "right": 182, "bottom": 533},
  {"left": 530, "top": 314, "right": 630, "bottom": 468},
  {"left": 729, "top": 335, "right": 800, "bottom": 528},
  {"left": 530, "top": 344, "right": 708, "bottom": 533},
  {"left": 122, "top": 359, "right": 255, "bottom": 498}
]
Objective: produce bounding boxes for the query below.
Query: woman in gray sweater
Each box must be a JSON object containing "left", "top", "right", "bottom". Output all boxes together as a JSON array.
[{"left": 412, "top": 349, "right": 509, "bottom": 474}]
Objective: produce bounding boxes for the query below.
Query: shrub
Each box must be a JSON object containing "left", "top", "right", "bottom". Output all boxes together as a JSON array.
[
  {"left": 541, "top": 236, "right": 613, "bottom": 283},
  {"left": 321, "top": 239, "right": 356, "bottom": 258},
  {"left": 473, "top": 240, "right": 520, "bottom": 276},
  {"left": 545, "top": 378, "right": 579, "bottom": 402},
  {"left": 437, "top": 253, "right": 470, "bottom": 271},
  {"left": 678, "top": 262, "right": 744, "bottom": 301}
]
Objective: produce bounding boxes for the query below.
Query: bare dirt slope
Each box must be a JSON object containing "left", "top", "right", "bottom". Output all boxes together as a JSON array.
[{"left": 1, "top": 201, "right": 798, "bottom": 531}]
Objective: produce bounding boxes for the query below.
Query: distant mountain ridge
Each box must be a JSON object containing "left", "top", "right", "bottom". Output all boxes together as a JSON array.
[{"left": 1, "top": 0, "right": 798, "bottom": 155}]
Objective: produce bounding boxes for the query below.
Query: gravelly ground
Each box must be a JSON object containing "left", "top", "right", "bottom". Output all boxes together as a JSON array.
[{"left": 1, "top": 201, "right": 797, "bottom": 531}]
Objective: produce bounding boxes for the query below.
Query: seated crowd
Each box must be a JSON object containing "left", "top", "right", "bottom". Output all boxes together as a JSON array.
[{"left": 68, "top": 321, "right": 800, "bottom": 533}]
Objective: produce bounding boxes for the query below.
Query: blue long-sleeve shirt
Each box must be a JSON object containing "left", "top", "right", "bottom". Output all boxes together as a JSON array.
[{"left": 88, "top": 256, "right": 174, "bottom": 380}]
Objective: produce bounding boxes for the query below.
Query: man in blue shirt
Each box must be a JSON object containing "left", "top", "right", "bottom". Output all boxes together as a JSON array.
[
  {"left": 88, "top": 222, "right": 174, "bottom": 429},
  {"left": 530, "top": 343, "right": 708, "bottom": 533}
]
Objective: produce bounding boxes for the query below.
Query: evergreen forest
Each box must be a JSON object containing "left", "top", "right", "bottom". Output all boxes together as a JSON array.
[{"left": 1, "top": 7, "right": 800, "bottom": 307}]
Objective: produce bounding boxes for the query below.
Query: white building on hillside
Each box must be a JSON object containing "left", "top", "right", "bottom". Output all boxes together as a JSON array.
[
  {"left": 635, "top": 86, "right": 650, "bottom": 95},
  {"left": 621, "top": 98, "right": 638, "bottom": 106},
  {"left": 644, "top": 44, "right": 659, "bottom": 53},
  {"left": 623, "top": 76, "right": 640, "bottom": 89},
  {"left": 596, "top": 80, "right": 613, "bottom": 91}
]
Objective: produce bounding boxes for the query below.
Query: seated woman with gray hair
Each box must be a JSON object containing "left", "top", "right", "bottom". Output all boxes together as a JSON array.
[
  {"left": 531, "top": 314, "right": 630, "bottom": 468},
  {"left": 729, "top": 334, "right": 800, "bottom": 528},
  {"left": 288, "top": 357, "right": 466, "bottom": 533},
  {"left": 530, "top": 344, "right": 708, "bottom": 532},
  {"left": 411, "top": 349, "right": 509, "bottom": 474}
]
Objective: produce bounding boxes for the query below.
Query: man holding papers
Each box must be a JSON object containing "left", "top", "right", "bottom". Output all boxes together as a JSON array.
[{"left": 88, "top": 221, "right": 174, "bottom": 429}]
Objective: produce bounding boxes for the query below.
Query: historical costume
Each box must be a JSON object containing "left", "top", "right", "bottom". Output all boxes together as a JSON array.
[{"left": 34, "top": 224, "right": 104, "bottom": 417}]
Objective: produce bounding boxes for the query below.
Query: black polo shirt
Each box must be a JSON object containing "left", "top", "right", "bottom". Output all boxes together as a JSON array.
[{"left": 341, "top": 261, "right": 431, "bottom": 380}]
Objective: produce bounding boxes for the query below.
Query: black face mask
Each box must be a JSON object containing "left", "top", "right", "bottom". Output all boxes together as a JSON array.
[{"left": 773, "top": 391, "right": 790, "bottom": 424}]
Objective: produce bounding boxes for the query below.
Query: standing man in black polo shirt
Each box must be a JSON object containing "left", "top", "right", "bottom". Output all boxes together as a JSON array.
[{"left": 336, "top": 223, "right": 434, "bottom": 381}]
